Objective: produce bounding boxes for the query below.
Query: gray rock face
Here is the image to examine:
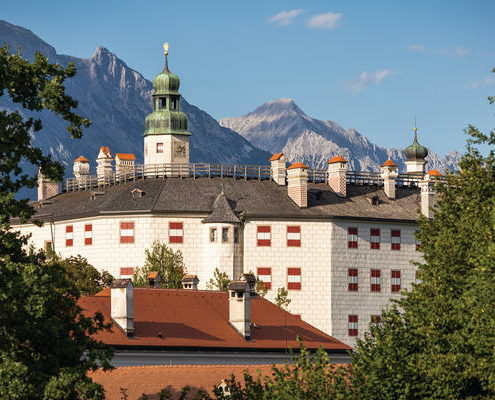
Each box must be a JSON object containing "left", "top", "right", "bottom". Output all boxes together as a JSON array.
[
  {"left": 0, "top": 20, "right": 270, "bottom": 175},
  {"left": 219, "top": 98, "right": 462, "bottom": 172}
]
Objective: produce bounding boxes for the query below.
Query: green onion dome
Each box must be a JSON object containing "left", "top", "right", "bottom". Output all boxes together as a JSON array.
[
  {"left": 152, "top": 67, "right": 180, "bottom": 95},
  {"left": 404, "top": 127, "right": 428, "bottom": 160}
]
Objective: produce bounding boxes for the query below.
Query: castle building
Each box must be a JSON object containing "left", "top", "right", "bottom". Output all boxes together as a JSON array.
[{"left": 14, "top": 45, "right": 440, "bottom": 347}]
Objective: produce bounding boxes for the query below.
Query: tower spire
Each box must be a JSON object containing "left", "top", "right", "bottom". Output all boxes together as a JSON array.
[
  {"left": 163, "top": 42, "right": 170, "bottom": 72},
  {"left": 414, "top": 117, "right": 418, "bottom": 142}
]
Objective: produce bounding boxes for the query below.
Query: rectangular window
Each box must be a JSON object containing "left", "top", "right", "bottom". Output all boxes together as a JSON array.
[
  {"left": 65, "top": 225, "right": 73, "bottom": 247},
  {"left": 370, "top": 229, "right": 380, "bottom": 249},
  {"left": 120, "top": 267, "right": 134, "bottom": 279},
  {"left": 257, "top": 226, "right": 271, "bottom": 247},
  {"left": 169, "top": 222, "right": 183, "bottom": 243},
  {"left": 391, "top": 230, "right": 401, "bottom": 250},
  {"left": 371, "top": 315, "right": 381, "bottom": 324},
  {"left": 348, "top": 227, "right": 358, "bottom": 248},
  {"left": 348, "top": 315, "right": 358, "bottom": 336},
  {"left": 391, "top": 270, "right": 401, "bottom": 292},
  {"left": 257, "top": 267, "right": 272, "bottom": 290},
  {"left": 84, "top": 224, "right": 92, "bottom": 245},
  {"left": 210, "top": 227, "right": 217, "bottom": 242},
  {"left": 287, "top": 268, "right": 301, "bottom": 290},
  {"left": 44, "top": 240, "right": 53, "bottom": 253},
  {"left": 222, "top": 227, "right": 229, "bottom": 243},
  {"left": 348, "top": 268, "right": 358, "bottom": 291},
  {"left": 156, "top": 143, "right": 163, "bottom": 153},
  {"left": 234, "top": 227, "right": 239, "bottom": 243},
  {"left": 287, "top": 226, "right": 301, "bottom": 247},
  {"left": 120, "top": 222, "right": 134, "bottom": 244},
  {"left": 371, "top": 269, "right": 381, "bottom": 292}
]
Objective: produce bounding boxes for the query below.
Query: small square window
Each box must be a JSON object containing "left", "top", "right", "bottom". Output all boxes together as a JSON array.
[
  {"left": 287, "top": 226, "right": 301, "bottom": 247},
  {"left": 391, "top": 270, "right": 401, "bottom": 292},
  {"left": 348, "top": 315, "right": 358, "bottom": 336},
  {"left": 391, "top": 230, "right": 401, "bottom": 250},
  {"left": 348, "top": 268, "right": 358, "bottom": 291},
  {"left": 371, "top": 269, "right": 381, "bottom": 292},
  {"left": 156, "top": 143, "right": 163, "bottom": 153},
  {"left": 257, "top": 267, "right": 272, "bottom": 290},
  {"left": 210, "top": 228, "right": 217, "bottom": 242},
  {"left": 257, "top": 226, "right": 271, "bottom": 247},
  {"left": 120, "top": 222, "right": 135, "bottom": 244},
  {"left": 370, "top": 229, "right": 380, "bottom": 250},
  {"left": 222, "top": 227, "right": 229, "bottom": 243},
  {"left": 287, "top": 267, "right": 301, "bottom": 290},
  {"left": 348, "top": 227, "right": 358, "bottom": 248},
  {"left": 169, "top": 222, "right": 183, "bottom": 244}
]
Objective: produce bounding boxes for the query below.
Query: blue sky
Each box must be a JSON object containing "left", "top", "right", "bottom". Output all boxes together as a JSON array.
[{"left": 2, "top": 0, "right": 495, "bottom": 156}]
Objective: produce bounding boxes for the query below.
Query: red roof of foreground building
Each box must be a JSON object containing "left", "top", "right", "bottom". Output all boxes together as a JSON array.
[
  {"left": 381, "top": 159, "right": 398, "bottom": 167},
  {"left": 116, "top": 153, "right": 136, "bottom": 161},
  {"left": 74, "top": 155, "right": 89, "bottom": 162},
  {"left": 287, "top": 162, "right": 309, "bottom": 170},
  {"left": 90, "top": 364, "right": 277, "bottom": 400},
  {"left": 79, "top": 288, "right": 350, "bottom": 351},
  {"left": 327, "top": 156, "right": 348, "bottom": 164}
]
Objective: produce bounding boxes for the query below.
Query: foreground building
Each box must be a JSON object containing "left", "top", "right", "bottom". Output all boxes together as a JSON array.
[{"left": 15, "top": 45, "right": 441, "bottom": 346}]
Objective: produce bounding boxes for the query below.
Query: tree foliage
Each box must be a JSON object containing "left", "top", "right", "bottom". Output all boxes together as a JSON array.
[
  {"left": 206, "top": 267, "right": 231, "bottom": 291},
  {"left": 274, "top": 287, "right": 291, "bottom": 310},
  {"left": 0, "top": 46, "right": 112, "bottom": 399},
  {"left": 133, "top": 241, "right": 186, "bottom": 288}
]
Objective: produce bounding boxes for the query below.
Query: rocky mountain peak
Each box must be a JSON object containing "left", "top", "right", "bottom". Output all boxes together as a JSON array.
[{"left": 248, "top": 97, "right": 307, "bottom": 118}]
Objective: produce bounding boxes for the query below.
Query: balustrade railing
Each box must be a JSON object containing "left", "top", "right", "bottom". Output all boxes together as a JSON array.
[{"left": 62, "top": 162, "right": 431, "bottom": 193}]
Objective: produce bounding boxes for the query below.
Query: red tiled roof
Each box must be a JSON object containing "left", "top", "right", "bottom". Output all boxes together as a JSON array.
[
  {"left": 427, "top": 169, "right": 442, "bottom": 176},
  {"left": 116, "top": 153, "right": 136, "bottom": 161},
  {"left": 381, "top": 159, "right": 398, "bottom": 167},
  {"left": 99, "top": 146, "right": 112, "bottom": 158},
  {"left": 269, "top": 152, "right": 285, "bottom": 161},
  {"left": 90, "top": 364, "right": 277, "bottom": 400},
  {"left": 74, "top": 156, "right": 89, "bottom": 162},
  {"left": 287, "top": 162, "right": 309, "bottom": 170},
  {"left": 148, "top": 271, "right": 159, "bottom": 279},
  {"left": 327, "top": 156, "right": 347, "bottom": 164},
  {"left": 79, "top": 288, "right": 350, "bottom": 351}
]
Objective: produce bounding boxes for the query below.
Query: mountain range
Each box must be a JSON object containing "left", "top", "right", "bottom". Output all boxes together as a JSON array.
[
  {"left": 1, "top": 19, "right": 460, "bottom": 185},
  {"left": 220, "top": 98, "right": 461, "bottom": 172}
]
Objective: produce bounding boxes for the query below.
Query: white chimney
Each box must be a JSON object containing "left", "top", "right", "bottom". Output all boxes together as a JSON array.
[
  {"left": 420, "top": 170, "right": 442, "bottom": 219},
  {"left": 228, "top": 280, "right": 251, "bottom": 340},
  {"left": 73, "top": 156, "right": 90, "bottom": 184},
  {"left": 96, "top": 146, "right": 113, "bottom": 183},
  {"left": 380, "top": 159, "right": 399, "bottom": 199},
  {"left": 37, "top": 168, "right": 59, "bottom": 201},
  {"left": 270, "top": 153, "right": 288, "bottom": 186},
  {"left": 111, "top": 279, "right": 134, "bottom": 337},
  {"left": 287, "top": 162, "right": 309, "bottom": 208},
  {"left": 115, "top": 153, "right": 136, "bottom": 181},
  {"left": 327, "top": 156, "right": 348, "bottom": 197},
  {"left": 181, "top": 275, "right": 199, "bottom": 290}
]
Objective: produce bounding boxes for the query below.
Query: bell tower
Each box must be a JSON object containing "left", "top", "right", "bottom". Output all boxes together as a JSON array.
[{"left": 143, "top": 43, "right": 191, "bottom": 169}]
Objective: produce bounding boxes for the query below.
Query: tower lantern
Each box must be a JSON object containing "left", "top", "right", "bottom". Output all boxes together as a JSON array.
[{"left": 143, "top": 42, "right": 191, "bottom": 170}]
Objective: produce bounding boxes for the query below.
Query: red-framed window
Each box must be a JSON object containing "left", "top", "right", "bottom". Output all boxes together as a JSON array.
[
  {"left": 287, "top": 268, "right": 301, "bottom": 290},
  {"left": 257, "top": 226, "right": 271, "bottom": 247},
  {"left": 287, "top": 226, "right": 301, "bottom": 247},
  {"left": 391, "top": 270, "right": 401, "bottom": 292},
  {"left": 257, "top": 267, "right": 272, "bottom": 290},
  {"left": 370, "top": 229, "right": 380, "bottom": 249},
  {"left": 84, "top": 224, "right": 92, "bottom": 245},
  {"left": 169, "top": 222, "right": 183, "bottom": 243},
  {"left": 371, "top": 269, "right": 381, "bottom": 292},
  {"left": 348, "top": 315, "right": 358, "bottom": 336},
  {"left": 120, "top": 222, "right": 134, "bottom": 244},
  {"left": 65, "top": 225, "right": 73, "bottom": 247},
  {"left": 348, "top": 268, "right": 358, "bottom": 291},
  {"left": 391, "top": 230, "right": 401, "bottom": 250},
  {"left": 371, "top": 315, "right": 381, "bottom": 324},
  {"left": 120, "top": 267, "right": 134, "bottom": 279},
  {"left": 348, "top": 227, "right": 358, "bottom": 248}
]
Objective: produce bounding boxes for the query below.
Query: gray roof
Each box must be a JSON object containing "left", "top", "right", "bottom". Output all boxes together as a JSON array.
[
  {"left": 111, "top": 279, "right": 132, "bottom": 288},
  {"left": 202, "top": 192, "right": 241, "bottom": 224},
  {"left": 228, "top": 281, "right": 249, "bottom": 291},
  {"left": 24, "top": 177, "right": 423, "bottom": 224}
]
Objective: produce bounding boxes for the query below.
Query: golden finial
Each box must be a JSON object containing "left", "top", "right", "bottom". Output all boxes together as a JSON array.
[
  {"left": 414, "top": 116, "right": 417, "bottom": 131},
  {"left": 163, "top": 42, "right": 169, "bottom": 55}
]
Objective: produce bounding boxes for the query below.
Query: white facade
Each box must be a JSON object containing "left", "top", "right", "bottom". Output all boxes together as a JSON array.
[{"left": 16, "top": 212, "right": 422, "bottom": 346}]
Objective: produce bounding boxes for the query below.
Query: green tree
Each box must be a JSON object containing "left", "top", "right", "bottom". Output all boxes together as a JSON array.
[
  {"left": 50, "top": 254, "right": 114, "bottom": 295},
  {"left": 274, "top": 287, "right": 291, "bottom": 310},
  {"left": 0, "top": 46, "right": 112, "bottom": 399},
  {"left": 133, "top": 241, "right": 186, "bottom": 288},
  {"left": 206, "top": 267, "right": 231, "bottom": 291},
  {"left": 347, "top": 70, "right": 495, "bottom": 399}
]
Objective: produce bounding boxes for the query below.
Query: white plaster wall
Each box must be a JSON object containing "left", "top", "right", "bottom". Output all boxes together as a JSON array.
[
  {"left": 330, "top": 221, "right": 422, "bottom": 347},
  {"left": 144, "top": 135, "right": 189, "bottom": 166},
  {"left": 242, "top": 219, "right": 333, "bottom": 337},
  {"left": 16, "top": 215, "right": 206, "bottom": 280}
]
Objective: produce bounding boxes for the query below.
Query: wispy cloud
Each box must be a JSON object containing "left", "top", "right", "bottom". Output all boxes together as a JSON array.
[
  {"left": 268, "top": 9, "right": 304, "bottom": 26},
  {"left": 407, "top": 44, "right": 426, "bottom": 53},
  {"left": 406, "top": 44, "right": 469, "bottom": 58},
  {"left": 306, "top": 12, "right": 342, "bottom": 30},
  {"left": 439, "top": 46, "right": 469, "bottom": 58},
  {"left": 345, "top": 70, "right": 391, "bottom": 92},
  {"left": 463, "top": 76, "right": 495, "bottom": 89}
]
